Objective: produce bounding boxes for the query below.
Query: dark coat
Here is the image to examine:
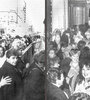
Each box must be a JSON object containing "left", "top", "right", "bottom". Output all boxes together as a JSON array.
[
  {"left": 0, "top": 61, "right": 23, "bottom": 100},
  {"left": 61, "top": 33, "right": 69, "bottom": 47},
  {"left": 24, "top": 62, "right": 45, "bottom": 100},
  {"left": 47, "top": 81, "right": 68, "bottom": 100},
  {"left": 56, "top": 49, "right": 63, "bottom": 62},
  {"left": 61, "top": 57, "right": 71, "bottom": 76},
  {"left": 16, "top": 57, "right": 26, "bottom": 75}
]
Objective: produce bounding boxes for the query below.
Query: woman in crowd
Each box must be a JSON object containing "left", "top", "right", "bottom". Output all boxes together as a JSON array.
[
  {"left": 48, "top": 48, "right": 60, "bottom": 69},
  {"left": 69, "top": 53, "right": 90, "bottom": 100},
  {"left": 67, "top": 48, "right": 80, "bottom": 94},
  {"left": 52, "top": 29, "right": 63, "bottom": 62}
]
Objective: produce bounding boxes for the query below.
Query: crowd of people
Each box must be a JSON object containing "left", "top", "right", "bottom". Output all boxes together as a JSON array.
[
  {"left": 1, "top": 22, "right": 90, "bottom": 100},
  {"left": 47, "top": 24, "right": 90, "bottom": 100},
  {"left": 0, "top": 32, "right": 45, "bottom": 100}
]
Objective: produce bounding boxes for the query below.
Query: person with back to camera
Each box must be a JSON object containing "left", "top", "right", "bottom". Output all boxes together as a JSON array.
[
  {"left": 23, "top": 50, "right": 45, "bottom": 100},
  {"left": 47, "top": 68, "right": 69, "bottom": 100},
  {"left": 0, "top": 49, "right": 23, "bottom": 100}
]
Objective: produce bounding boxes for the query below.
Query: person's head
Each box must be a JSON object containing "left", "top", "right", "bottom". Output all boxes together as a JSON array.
[
  {"left": 49, "top": 41, "right": 57, "bottom": 49},
  {"left": 54, "top": 29, "right": 61, "bottom": 45},
  {"left": 77, "top": 40, "right": 86, "bottom": 51},
  {"left": 49, "top": 49, "right": 56, "bottom": 59},
  {"left": 82, "top": 64, "right": 90, "bottom": 79},
  {"left": 61, "top": 42, "right": 68, "bottom": 49},
  {"left": 15, "top": 35, "right": 21, "bottom": 40},
  {"left": 12, "top": 39, "right": 26, "bottom": 56},
  {"left": 34, "top": 39, "right": 41, "bottom": 49},
  {"left": 76, "top": 25, "right": 80, "bottom": 32},
  {"left": 47, "top": 69, "right": 64, "bottom": 87},
  {"left": 79, "top": 46, "right": 90, "bottom": 62},
  {"left": 34, "top": 51, "right": 45, "bottom": 70},
  {"left": 0, "top": 46, "right": 5, "bottom": 57},
  {"left": 85, "top": 29, "right": 90, "bottom": 39},
  {"left": 1, "top": 41, "right": 6, "bottom": 48},
  {"left": 69, "top": 48, "right": 79, "bottom": 57},
  {"left": 79, "top": 53, "right": 90, "bottom": 80},
  {"left": 50, "top": 58, "right": 60, "bottom": 69},
  {"left": 6, "top": 49, "right": 19, "bottom": 66}
]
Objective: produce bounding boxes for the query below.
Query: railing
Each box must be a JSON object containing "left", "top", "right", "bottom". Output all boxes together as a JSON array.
[{"left": 21, "top": 43, "right": 33, "bottom": 65}]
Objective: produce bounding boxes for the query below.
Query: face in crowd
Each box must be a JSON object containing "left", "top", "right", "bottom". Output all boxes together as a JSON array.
[
  {"left": 6, "top": 49, "right": 18, "bottom": 66},
  {"left": 49, "top": 49, "right": 56, "bottom": 59},
  {"left": 55, "top": 34, "right": 60, "bottom": 45},
  {"left": 7, "top": 55, "right": 18, "bottom": 66},
  {"left": 0, "top": 46, "right": 4, "bottom": 57},
  {"left": 82, "top": 64, "right": 90, "bottom": 79},
  {"left": 48, "top": 69, "right": 64, "bottom": 87}
]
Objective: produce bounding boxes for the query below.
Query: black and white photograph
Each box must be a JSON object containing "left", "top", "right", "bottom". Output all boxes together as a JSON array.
[
  {"left": 0, "top": 0, "right": 45, "bottom": 100},
  {"left": 47, "top": 0, "right": 90, "bottom": 100},
  {"left": 1, "top": 0, "right": 90, "bottom": 100}
]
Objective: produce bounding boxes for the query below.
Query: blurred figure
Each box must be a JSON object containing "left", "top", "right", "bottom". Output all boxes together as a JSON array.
[
  {"left": 52, "top": 29, "right": 63, "bottom": 61},
  {"left": 69, "top": 53, "right": 90, "bottom": 100},
  {"left": 24, "top": 51, "right": 45, "bottom": 100},
  {"left": 74, "top": 53, "right": 90, "bottom": 95},
  {"left": 48, "top": 48, "right": 60, "bottom": 69},
  {"left": 0, "top": 46, "right": 6, "bottom": 68},
  {"left": 34, "top": 38, "right": 42, "bottom": 54},
  {"left": 67, "top": 48, "right": 80, "bottom": 94}
]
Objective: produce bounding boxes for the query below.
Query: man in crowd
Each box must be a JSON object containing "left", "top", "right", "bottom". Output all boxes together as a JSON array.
[
  {"left": 47, "top": 68, "right": 69, "bottom": 100},
  {"left": 24, "top": 51, "right": 45, "bottom": 100},
  {"left": 0, "top": 49, "right": 23, "bottom": 100}
]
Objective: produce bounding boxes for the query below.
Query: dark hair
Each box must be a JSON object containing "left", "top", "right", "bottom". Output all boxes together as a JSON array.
[
  {"left": 15, "top": 35, "right": 21, "bottom": 39},
  {"left": 61, "top": 41, "right": 68, "bottom": 48},
  {"left": 49, "top": 48, "right": 56, "bottom": 55},
  {"left": 54, "top": 29, "right": 61, "bottom": 44},
  {"left": 79, "top": 46, "right": 90, "bottom": 63},
  {"left": 79, "top": 52, "right": 90, "bottom": 83},
  {"left": 79, "top": 56, "right": 90, "bottom": 69},
  {"left": 0, "top": 45, "right": 5, "bottom": 56},
  {"left": 49, "top": 41, "right": 57, "bottom": 51},
  {"left": 69, "top": 48, "right": 79, "bottom": 57},
  {"left": 77, "top": 40, "right": 86, "bottom": 50},
  {"left": 47, "top": 68, "right": 63, "bottom": 84},
  {"left": 53, "top": 29, "right": 61, "bottom": 37},
  {"left": 6, "top": 49, "right": 19, "bottom": 58},
  {"left": 34, "top": 51, "right": 45, "bottom": 64}
]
